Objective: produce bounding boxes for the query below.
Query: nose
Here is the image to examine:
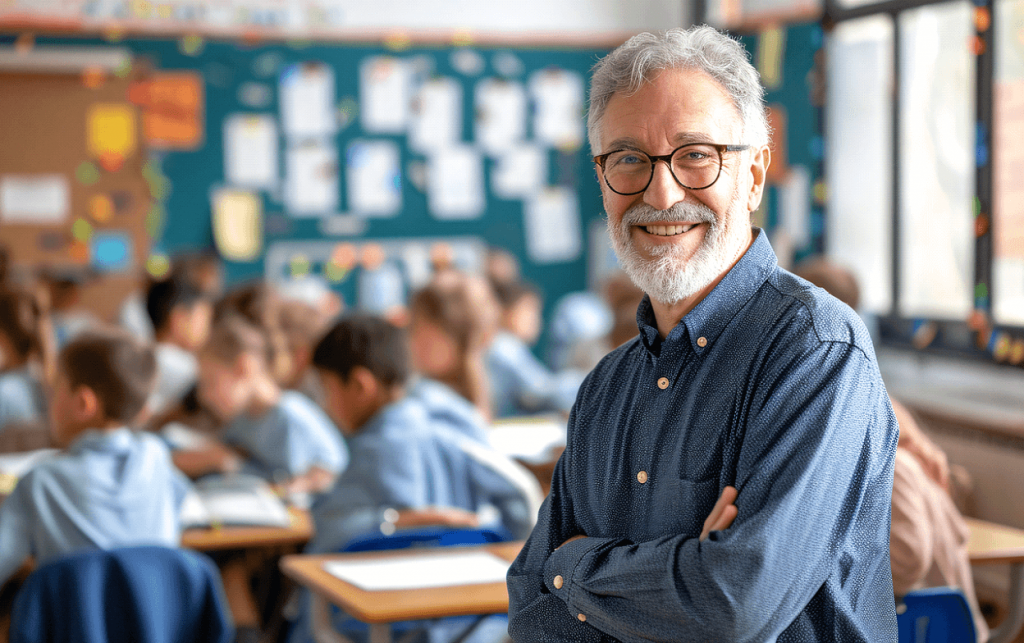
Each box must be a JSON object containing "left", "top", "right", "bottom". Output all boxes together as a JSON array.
[{"left": 643, "top": 159, "right": 688, "bottom": 211}]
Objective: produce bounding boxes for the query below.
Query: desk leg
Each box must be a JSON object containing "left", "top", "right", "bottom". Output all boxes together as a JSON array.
[
  {"left": 310, "top": 594, "right": 355, "bottom": 643},
  {"left": 368, "top": 624, "right": 392, "bottom": 643},
  {"left": 989, "top": 563, "right": 1024, "bottom": 643}
]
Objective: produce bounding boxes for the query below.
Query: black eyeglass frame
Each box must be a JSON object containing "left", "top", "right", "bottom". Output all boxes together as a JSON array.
[{"left": 593, "top": 143, "right": 752, "bottom": 196}]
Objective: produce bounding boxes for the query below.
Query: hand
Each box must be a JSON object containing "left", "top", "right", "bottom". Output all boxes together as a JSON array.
[
  {"left": 284, "top": 466, "right": 336, "bottom": 495},
  {"left": 393, "top": 506, "right": 481, "bottom": 529},
  {"left": 555, "top": 534, "right": 587, "bottom": 550},
  {"left": 700, "top": 485, "right": 738, "bottom": 541}
]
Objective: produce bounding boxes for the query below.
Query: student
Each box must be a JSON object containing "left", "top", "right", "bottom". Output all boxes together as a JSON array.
[
  {"left": 0, "top": 329, "right": 184, "bottom": 588},
  {"left": 214, "top": 281, "right": 292, "bottom": 386},
  {"left": 146, "top": 276, "right": 213, "bottom": 417},
  {"left": 121, "top": 250, "right": 224, "bottom": 342},
  {"left": 0, "top": 287, "right": 53, "bottom": 435},
  {"left": 182, "top": 315, "right": 347, "bottom": 494},
  {"left": 39, "top": 267, "right": 100, "bottom": 349},
  {"left": 293, "top": 314, "right": 538, "bottom": 643},
  {"left": 277, "top": 298, "right": 332, "bottom": 400},
  {"left": 407, "top": 272, "right": 497, "bottom": 442},
  {"left": 485, "top": 279, "right": 584, "bottom": 418}
]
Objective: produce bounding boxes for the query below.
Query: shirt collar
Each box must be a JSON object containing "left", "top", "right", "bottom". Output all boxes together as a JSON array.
[
  {"left": 636, "top": 228, "right": 777, "bottom": 355},
  {"left": 68, "top": 427, "right": 134, "bottom": 454}
]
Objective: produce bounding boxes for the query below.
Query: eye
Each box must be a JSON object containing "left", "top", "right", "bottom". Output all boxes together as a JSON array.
[{"left": 607, "top": 152, "right": 649, "bottom": 170}]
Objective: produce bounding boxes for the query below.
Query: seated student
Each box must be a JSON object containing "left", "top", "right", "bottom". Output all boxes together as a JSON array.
[
  {"left": 0, "top": 329, "right": 184, "bottom": 588},
  {"left": 178, "top": 315, "right": 347, "bottom": 495},
  {"left": 146, "top": 276, "right": 213, "bottom": 417},
  {"left": 485, "top": 279, "right": 584, "bottom": 418},
  {"left": 38, "top": 267, "right": 101, "bottom": 349},
  {"left": 277, "top": 298, "right": 333, "bottom": 404},
  {"left": 407, "top": 272, "right": 497, "bottom": 443},
  {"left": 293, "top": 315, "right": 539, "bottom": 643},
  {"left": 121, "top": 250, "right": 224, "bottom": 342},
  {"left": 0, "top": 288, "right": 52, "bottom": 436},
  {"left": 215, "top": 281, "right": 293, "bottom": 386}
]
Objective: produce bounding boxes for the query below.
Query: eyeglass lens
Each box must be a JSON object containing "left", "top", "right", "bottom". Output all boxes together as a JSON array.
[{"left": 603, "top": 144, "right": 722, "bottom": 194}]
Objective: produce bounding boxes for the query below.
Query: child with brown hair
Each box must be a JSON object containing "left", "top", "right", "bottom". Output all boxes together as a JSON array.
[
  {"left": 177, "top": 315, "right": 347, "bottom": 494},
  {"left": 0, "top": 328, "right": 184, "bottom": 587},
  {"left": 0, "top": 286, "right": 55, "bottom": 435}
]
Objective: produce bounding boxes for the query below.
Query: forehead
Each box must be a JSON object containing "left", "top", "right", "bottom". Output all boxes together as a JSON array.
[{"left": 600, "top": 67, "right": 742, "bottom": 152}]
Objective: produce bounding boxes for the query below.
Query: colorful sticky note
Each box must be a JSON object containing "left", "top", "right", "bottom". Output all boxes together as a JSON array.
[
  {"left": 91, "top": 232, "right": 133, "bottom": 272},
  {"left": 76, "top": 161, "right": 100, "bottom": 185},
  {"left": 87, "top": 104, "right": 137, "bottom": 160},
  {"left": 72, "top": 218, "right": 93, "bottom": 242},
  {"left": 146, "top": 253, "right": 170, "bottom": 278},
  {"left": 211, "top": 189, "right": 262, "bottom": 262},
  {"left": 88, "top": 194, "right": 115, "bottom": 222}
]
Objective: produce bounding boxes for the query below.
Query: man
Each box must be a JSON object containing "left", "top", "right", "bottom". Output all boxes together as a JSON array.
[{"left": 506, "top": 26, "right": 899, "bottom": 642}]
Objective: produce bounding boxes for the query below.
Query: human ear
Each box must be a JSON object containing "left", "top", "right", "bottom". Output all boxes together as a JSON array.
[
  {"left": 350, "top": 366, "right": 379, "bottom": 399},
  {"left": 75, "top": 385, "right": 101, "bottom": 422},
  {"left": 745, "top": 146, "right": 771, "bottom": 213}
]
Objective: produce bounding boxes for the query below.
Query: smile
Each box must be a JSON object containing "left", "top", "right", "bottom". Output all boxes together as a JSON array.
[{"left": 641, "top": 223, "right": 699, "bottom": 236}]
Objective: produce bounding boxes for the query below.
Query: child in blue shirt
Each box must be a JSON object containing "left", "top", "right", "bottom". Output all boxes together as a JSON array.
[
  {"left": 0, "top": 287, "right": 51, "bottom": 436},
  {"left": 292, "top": 314, "right": 538, "bottom": 643},
  {"left": 178, "top": 315, "right": 347, "bottom": 494},
  {"left": 0, "top": 329, "right": 185, "bottom": 588}
]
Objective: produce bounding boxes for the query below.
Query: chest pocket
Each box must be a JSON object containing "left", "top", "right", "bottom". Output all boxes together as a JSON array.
[{"left": 649, "top": 476, "right": 720, "bottom": 539}]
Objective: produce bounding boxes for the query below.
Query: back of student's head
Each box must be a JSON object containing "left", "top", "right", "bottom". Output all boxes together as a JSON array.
[
  {"left": 410, "top": 272, "right": 499, "bottom": 352},
  {"left": 792, "top": 257, "right": 861, "bottom": 310},
  {"left": 201, "top": 314, "right": 269, "bottom": 368},
  {"left": 214, "top": 282, "right": 291, "bottom": 382},
  {"left": 146, "top": 276, "right": 206, "bottom": 333},
  {"left": 312, "top": 315, "right": 409, "bottom": 388},
  {"left": 59, "top": 329, "right": 156, "bottom": 423},
  {"left": 491, "top": 279, "right": 540, "bottom": 313},
  {"left": 0, "top": 286, "right": 48, "bottom": 362}
]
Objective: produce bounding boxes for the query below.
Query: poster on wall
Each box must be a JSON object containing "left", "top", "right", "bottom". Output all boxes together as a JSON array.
[
  {"left": 475, "top": 79, "right": 527, "bottom": 156},
  {"left": 346, "top": 140, "right": 402, "bottom": 217},
  {"left": 285, "top": 142, "right": 339, "bottom": 216},
  {"left": 427, "top": 145, "right": 484, "bottom": 220},
  {"left": 212, "top": 188, "right": 263, "bottom": 262},
  {"left": 529, "top": 69, "right": 585, "bottom": 150},
  {"left": 524, "top": 186, "right": 581, "bottom": 263},
  {"left": 0, "top": 174, "right": 69, "bottom": 224},
  {"left": 409, "top": 77, "right": 461, "bottom": 154},
  {"left": 224, "top": 114, "right": 278, "bottom": 190},
  {"left": 360, "top": 56, "right": 413, "bottom": 134},
  {"left": 280, "top": 63, "right": 337, "bottom": 140},
  {"left": 493, "top": 144, "right": 546, "bottom": 199}
]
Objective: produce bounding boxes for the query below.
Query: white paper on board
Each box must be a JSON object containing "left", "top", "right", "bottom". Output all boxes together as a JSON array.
[
  {"left": 280, "top": 63, "right": 337, "bottom": 140},
  {"left": 524, "top": 186, "right": 581, "bottom": 263},
  {"left": 285, "top": 143, "right": 339, "bottom": 217},
  {"left": 323, "top": 550, "right": 511, "bottom": 592},
  {"left": 360, "top": 56, "right": 412, "bottom": 134},
  {"left": 224, "top": 114, "right": 278, "bottom": 190},
  {"left": 493, "top": 144, "right": 546, "bottom": 199},
  {"left": 346, "top": 140, "right": 402, "bottom": 217},
  {"left": 777, "top": 165, "right": 811, "bottom": 248},
  {"left": 409, "top": 77, "right": 462, "bottom": 154},
  {"left": 529, "top": 69, "right": 585, "bottom": 150},
  {"left": 475, "top": 79, "right": 526, "bottom": 156},
  {"left": 0, "top": 175, "right": 69, "bottom": 224},
  {"left": 427, "top": 145, "right": 484, "bottom": 220}
]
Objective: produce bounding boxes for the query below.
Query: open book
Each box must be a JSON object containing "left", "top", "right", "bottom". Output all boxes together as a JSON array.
[{"left": 179, "top": 473, "right": 292, "bottom": 529}]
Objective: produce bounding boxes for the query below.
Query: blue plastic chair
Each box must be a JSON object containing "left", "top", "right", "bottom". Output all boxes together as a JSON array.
[{"left": 897, "top": 586, "right": 977, "bottom": 643}]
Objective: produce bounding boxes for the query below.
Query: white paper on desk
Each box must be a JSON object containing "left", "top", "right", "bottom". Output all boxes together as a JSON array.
[
  {"left": 280, "top": 63, "right": 336, "bottom": 140},
  {"left": 323, "top": 551, "right": 511, "bottom": 591},
  {"left": 179, "top": 474, "right": 291, "bottom": 528},
  {"left": 489, "top": 417, "right": 567, "bottom": 464},
  {"left": 529, "top": 69, "right": 585, "bottom": 150},
  {"left": 524, "top": 187, "right": 581, "bottom": 263},
  {"left": 285, "top": 143, "right": 339, "bottom": 217},
  {"left": 0, "top": 175, "right": 68, "bottom": 224},
  {"left": 360, "top": 56, "right": 412, "bottom": 134},
  {"left": 493, "top": 144, "right": 546, "bottom": 199},
  {"left": 346, "top": 140, "right": 402, "bottom": 217},
  {"left": 427, "top": 145, "right": 484, "bottom": 220},
  {"left": 409, "top": 77, "right": 461, "bottom": 154},
  {"left": 475, "top": 79, "right": 526, "bottom": 156},
  {"left": 224, "top": 114, "right": 278, "bottom": 190}
]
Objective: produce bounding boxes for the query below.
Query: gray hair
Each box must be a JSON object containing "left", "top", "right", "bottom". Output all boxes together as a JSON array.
[{"left": 587, "top": 25, "right": 770, "bottom": 154}]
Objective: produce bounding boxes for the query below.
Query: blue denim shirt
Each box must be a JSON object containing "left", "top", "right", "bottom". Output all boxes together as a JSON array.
[{"left": 507, "top": 230, "right": 899, "bottom": 642}]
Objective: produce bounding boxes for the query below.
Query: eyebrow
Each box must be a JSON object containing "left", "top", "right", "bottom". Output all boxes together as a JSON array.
[{"left": 602, "top": 132, "right": 717, "bottom": 152}]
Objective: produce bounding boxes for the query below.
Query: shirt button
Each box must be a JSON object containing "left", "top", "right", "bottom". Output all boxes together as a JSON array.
[
  {"left": 697, "top": 336, "right": 708, "bottom": 347},
  {"left": 637, "top": 471, "right": 648, "bottom": 484},
  {"left": 553, "top": 575, "right": 564, "bottom": 589},
  {"left": 578, "top": 613, "right": 587, "bottom": 622},
  {"left": 657, "top": 377, "right": 669, "bottom": 389}
]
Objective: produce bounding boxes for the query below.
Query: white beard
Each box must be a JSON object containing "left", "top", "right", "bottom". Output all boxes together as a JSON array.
[{"left": 609, "top": 195, "right": 745, "bottom": 306}]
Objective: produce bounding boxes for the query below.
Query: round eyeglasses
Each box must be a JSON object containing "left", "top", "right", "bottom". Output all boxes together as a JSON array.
[{"left": 593, "top": 143, "right": 751, "bottom": 196}]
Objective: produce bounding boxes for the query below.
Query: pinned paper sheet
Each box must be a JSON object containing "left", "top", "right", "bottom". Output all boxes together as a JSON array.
[
  {"left": 475, "top": 79, "right": 527, "bottom": 156},
  {"left": 212, "top": 188, "right": 263, "bottom": 261},
  {"left": 409, "top": 77, "right": 462, "bottom": 154},
  {"left": 285, "top": 143, "right": 339, "bottom": 216},
  {"left": 427, "top": 145, "right": 484, "bottom": 220},
  {"left": 91, "top": 232, "right": 133, "bottom": 272},
  {"left": 87, "top": 103, "right": 137, "bottom": 160},
  {"left": 493, "top": 144, "right": 547, "bottom": 199},
  {"left": 524, "top": 187, "right": 581, "bottom": 263},
  {"left": 346, "top": 140, "right": 401, "bottom": 217},
  {"left": 529, "top": 69, "right": 585, "bottom": 150},
  {"left": 777, "top": 165, "right": 811, "bottom": 248},
  {"left": 0, "top": 175, "right": 69, "bottom": 224},
  {"left": 323, "top": 550, "right": 511, "bottom": 592},
  {"left": 280, "top": 63, "right": 336, "bottom": 139},
  {"left": 360, "top": 56, "right": 412, "bottom": 134},
  {"left": 224, "top": 114, "right": 278, "bottom": 190}
]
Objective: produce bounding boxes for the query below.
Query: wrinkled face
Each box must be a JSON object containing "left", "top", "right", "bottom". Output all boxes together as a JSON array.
[
  {"left": 407, "top": 317, "right": 459, "bottom": 379},
  {"left": 197, "top": 354, "right": 249, "bottom": 421},
  {"left": 598, "top": 67, "right": 761, "bottom": 305}
]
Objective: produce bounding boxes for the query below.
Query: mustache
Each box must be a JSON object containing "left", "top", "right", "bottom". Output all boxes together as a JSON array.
[{"left": 619, "top": 201, "right": 717, "bottom": 227}]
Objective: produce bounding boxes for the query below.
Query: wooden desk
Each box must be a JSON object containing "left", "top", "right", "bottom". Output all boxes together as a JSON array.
[
  {"left": 968, "top": 518, "right": 1024, "bottom": 643},
  {"left": 182, "top": 506, "right": 314, "bottom": 552},
  {"left": 280, "top": 541, "right": 523, "bottom": 643}
]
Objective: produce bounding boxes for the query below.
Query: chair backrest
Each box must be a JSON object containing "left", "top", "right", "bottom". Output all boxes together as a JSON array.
[
  {"left": 897, "top": 586, "right": 976, "bottom": 643},
  {"left": 341, "top": 525, "right": 511, "bottom": 553},
  {"left": 10, "top": 545, "right": 234, "bottom": 643}
]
